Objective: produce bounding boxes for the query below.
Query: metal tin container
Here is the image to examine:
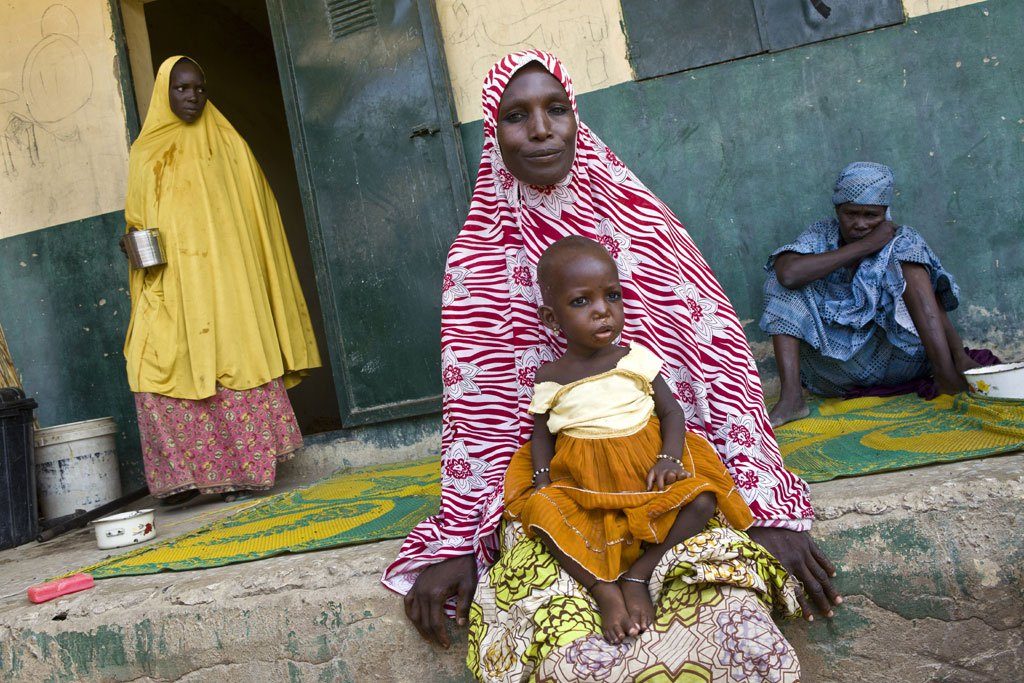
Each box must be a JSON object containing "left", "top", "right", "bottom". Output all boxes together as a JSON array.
[{"left": 124, "top": 229, "right": 166, "bottom": 269}]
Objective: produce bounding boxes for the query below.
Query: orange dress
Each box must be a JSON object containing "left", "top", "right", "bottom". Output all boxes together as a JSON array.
[{"left": 504, "top": 345, "right": 753, "bottom": 581}]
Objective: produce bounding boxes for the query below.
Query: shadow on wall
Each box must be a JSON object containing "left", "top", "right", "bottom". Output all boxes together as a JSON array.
[{"left": 143, "top": 0, "right": 342, "bottom": 434}]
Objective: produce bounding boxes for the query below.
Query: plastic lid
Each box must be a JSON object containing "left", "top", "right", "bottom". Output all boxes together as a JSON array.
[{"left": 34, "top": 416, "right": 119, "bottom": 447}]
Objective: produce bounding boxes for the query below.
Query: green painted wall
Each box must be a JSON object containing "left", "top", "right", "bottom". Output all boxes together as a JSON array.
[
  {"left": 0, "top": 213, "right": 143, "bottom": 490},
  {"left": 460, "top": 0, "right": 1023, "bottom": 375}
]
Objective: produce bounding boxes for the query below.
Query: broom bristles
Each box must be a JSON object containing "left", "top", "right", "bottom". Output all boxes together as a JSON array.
[
  {"left": 0, "top": 323, "right": 21, "bottom": 390},
  {"left": 0, "top": 322, "right": 42, "bottom": 430}
]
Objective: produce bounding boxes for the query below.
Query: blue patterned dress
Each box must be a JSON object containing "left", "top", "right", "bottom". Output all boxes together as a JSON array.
[{"left": 759, "top": 219, "right": 960, "bottom": 397}]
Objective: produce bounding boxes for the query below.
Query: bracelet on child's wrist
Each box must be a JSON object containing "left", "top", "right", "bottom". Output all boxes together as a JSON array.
[
  {"left": 656, "top": 453, "right": 681, "bottom": 464},
  {"left": 532, "top": 467, "right": 550, "bottom": 484}
]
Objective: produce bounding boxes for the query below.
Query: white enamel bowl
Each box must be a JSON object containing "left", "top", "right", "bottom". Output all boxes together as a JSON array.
[
  {"left": 91, "top": 509, "right": 157, "bottom": 550},
  {"left": 963, "top": 362, "right": 1024, "bottom": 399}
]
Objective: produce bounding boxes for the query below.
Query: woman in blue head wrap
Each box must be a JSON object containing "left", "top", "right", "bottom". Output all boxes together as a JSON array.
[{"left": 760, "top": 162, "right": 987, "bottom": 427}]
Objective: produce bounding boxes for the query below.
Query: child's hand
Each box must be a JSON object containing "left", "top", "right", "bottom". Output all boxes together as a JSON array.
[
  {"left": 533, "top": 472, "right": 552, "bottom": 490},
  {"left": 646, "top": 458, "right": 690, "bottom": 491}
]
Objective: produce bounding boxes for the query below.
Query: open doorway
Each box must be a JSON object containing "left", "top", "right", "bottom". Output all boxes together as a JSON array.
[{"left": 119, "top": 0, "right": 342, "bottom": 434}]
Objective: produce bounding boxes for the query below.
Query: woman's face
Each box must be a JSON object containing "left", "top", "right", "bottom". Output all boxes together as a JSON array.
[
  {"left": 836, "top": 202, "right": 887, "bottom": 243},
  {"left": 168, "top": 60, "right": 207, "bottom": 123},
  {"left": 496, "top": 64, "right": 577, "bottom": 186}
]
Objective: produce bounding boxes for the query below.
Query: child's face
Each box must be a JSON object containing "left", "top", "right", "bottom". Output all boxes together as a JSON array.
[{"left": 541, "top": 251, "right": 624, "bottom": 353}]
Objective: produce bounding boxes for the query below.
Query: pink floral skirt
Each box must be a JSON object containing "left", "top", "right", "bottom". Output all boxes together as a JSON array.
[{"left": 135, "top": 378, "right": 303, "bottom": 498}]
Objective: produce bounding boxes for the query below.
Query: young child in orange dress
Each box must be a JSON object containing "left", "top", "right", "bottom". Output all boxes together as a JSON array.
[{"left": 504, "top": 236, "right": 754, "bottom": 644}]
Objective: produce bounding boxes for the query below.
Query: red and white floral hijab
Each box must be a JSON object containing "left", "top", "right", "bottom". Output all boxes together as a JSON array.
[{"left": 383, "top": 51, "right": 812, "bottom": 593}]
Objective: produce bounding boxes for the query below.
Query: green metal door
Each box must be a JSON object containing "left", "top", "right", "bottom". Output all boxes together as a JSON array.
[{"left": 267, "top": 0, "right": 467, "bottom": 426}]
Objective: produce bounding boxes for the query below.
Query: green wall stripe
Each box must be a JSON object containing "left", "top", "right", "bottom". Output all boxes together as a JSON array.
[{"left": 0, "top": 212, "right": 143, "bottom": 491}]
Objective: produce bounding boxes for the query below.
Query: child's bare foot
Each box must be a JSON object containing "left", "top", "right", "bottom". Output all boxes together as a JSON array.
[
  {"left": 619, "top": 576, "right": 655, "bottom": 633},
  {"left": 591, "top": 581, "right": 638, "bottom": 644},
  {"left": 768, "top": 395, "right": 809, "bottom": 428}
]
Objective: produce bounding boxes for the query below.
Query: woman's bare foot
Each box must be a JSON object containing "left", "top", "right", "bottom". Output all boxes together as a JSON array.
[
  {"left": 954, "top": 351, "right": 983, "bottom": 374},
  {"left": 768, "top": 395, "right": 809, "bottom": 428},
  {"left": 619, "top": 577, "right": 655, "bottom": 633},
  {"left": 159, "top": 489, "right": 198, "bottom": 506},
  {"left": 935, "top": 372, "right": 970, "bottom": 395},
  {"left": 590, "top": 581, "right": 638, "bottom": 644},
  {"left": 935, "top": 354, "right": 972, "bottom": 395}
]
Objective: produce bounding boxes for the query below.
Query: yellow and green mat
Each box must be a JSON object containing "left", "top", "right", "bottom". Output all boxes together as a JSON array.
[
  {"left": 775, "top": 393, "right": 1024, "bottom": 482},
  {"left": 77, "top": 393, "right": 1024, "bottom": 579},
  {"left": 75, "top": 457, "right": 441, "bottom": 579}
]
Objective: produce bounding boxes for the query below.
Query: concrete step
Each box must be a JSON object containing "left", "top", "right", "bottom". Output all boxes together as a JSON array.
[
  {"left": 276, "top": 417, "right": 441, "bottom": 484},
  {"left": 0, "top": 454, "right": 1021, "bottom": 682}
]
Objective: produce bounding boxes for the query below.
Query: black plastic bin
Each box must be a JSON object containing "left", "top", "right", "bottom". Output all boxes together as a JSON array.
[{"left": 0, "top": 387, "right": 39, "bottom": 550}]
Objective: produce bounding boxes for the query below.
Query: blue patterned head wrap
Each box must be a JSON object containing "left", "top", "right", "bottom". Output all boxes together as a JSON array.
[{"left": 832, "top": 162, "right": 894, "bottom": 207}]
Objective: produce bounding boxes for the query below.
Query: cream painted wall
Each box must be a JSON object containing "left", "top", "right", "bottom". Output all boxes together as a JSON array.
[
  {"left": 436, "top": 0, "right": 634, "bottom": 123},
  {"left": 0, "top": 0, "right": 131, "bottom": 238},
  {"left": 904, "top": 0, "right": 987, "bottom": 17}
]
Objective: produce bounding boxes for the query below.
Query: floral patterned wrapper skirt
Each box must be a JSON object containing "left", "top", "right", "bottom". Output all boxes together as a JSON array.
[
  {"left": 135, "top": 378, "right": 303, "bottom": 498},
  {"left": 469, "top": 515, "right": 802, "bottom": 683}
]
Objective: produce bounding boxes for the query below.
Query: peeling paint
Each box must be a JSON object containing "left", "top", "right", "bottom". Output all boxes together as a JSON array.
[{"left": 19, "top": 626, "right": 128, "bottom": 682}]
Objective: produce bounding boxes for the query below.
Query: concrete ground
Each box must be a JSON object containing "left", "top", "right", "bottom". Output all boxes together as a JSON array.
[
  {"left": 0, "top": 456, "right": 327, "bottom": 604},
  {"left": 0, "top": 425, "right": 441, "bottom": 605},
  {"left": 0, "top": 450, "right": 1021, "bottom": 682}
]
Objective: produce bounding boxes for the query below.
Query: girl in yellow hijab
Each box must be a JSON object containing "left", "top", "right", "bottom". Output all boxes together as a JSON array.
[{"left": 124, "top": 56, "right": 320, "bottom": 503}]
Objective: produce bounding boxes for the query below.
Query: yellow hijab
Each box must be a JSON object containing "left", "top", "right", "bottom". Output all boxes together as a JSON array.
[{"left": 124, "top": 56, "right": 320, "bottom": 400}]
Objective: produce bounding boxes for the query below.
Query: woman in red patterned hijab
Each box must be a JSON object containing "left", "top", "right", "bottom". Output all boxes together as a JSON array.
[{"left": 386, "top": 52, "right": 839, "bottom": 669}]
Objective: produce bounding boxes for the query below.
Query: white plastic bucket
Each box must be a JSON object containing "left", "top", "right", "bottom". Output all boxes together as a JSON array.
[{"left": 34, "top": 417, "right": 122, "bottom": 522}]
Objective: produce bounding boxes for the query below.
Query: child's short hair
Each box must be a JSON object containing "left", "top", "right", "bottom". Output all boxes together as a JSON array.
[{"left": 537, "top": 236, "right": 615, "bottom": 304}]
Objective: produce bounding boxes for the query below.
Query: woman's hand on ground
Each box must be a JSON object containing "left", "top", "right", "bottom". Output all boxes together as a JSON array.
[
  {"left": 646, "top": 459, "right": 689, "bottom": 491},
  {"left": 403, "top": 554, "right": 477, "bottom": 648},
  {"left": 746, "top": 527, "right": 842, "bottom": 621}
]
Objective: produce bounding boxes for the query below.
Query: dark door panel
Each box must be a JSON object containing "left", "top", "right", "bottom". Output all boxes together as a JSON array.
[{"left": 268, "top": 0, "right": 467, "bottom": 425}]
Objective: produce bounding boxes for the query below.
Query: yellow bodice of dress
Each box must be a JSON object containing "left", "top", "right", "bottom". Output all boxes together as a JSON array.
[{"left": 529, "top": 344, "right": 662, "bottom": 439}]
